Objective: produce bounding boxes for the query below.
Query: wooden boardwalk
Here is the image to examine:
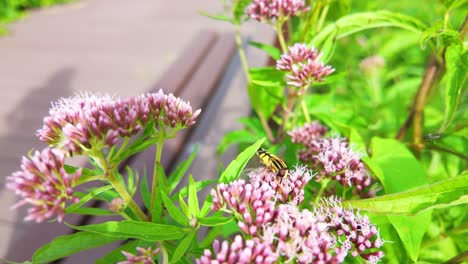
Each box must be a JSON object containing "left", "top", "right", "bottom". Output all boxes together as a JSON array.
[{"left": 0, "top": 0, "right": 274, "bottom": 262}]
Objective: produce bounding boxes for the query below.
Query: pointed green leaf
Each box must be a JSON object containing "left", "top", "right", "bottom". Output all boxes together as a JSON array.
[
  {"left": 349, "top": 173, "right": 468, "bottom": 215},
  {"left": 248, "top": 41, "right": 282, "bottom": 60},
  {"left": 68, "top": 207, "right": 114, "bottom": 216},
  {"left": 439, "top": 44, "right": 467, "bottom": 133},
  {"left": 309, "top": 11, "right": 426, "bottom": 48},
  {"left": 217, "top": 130, "right": 257, "bottom": 155},
  {"left": 198, "top": 11, "right": 233, "bottom": 23},
  {"left": 199, "top": 216, "right": 234, "bottom": 226},
  {"left": 33, "top": 232, "right": 119, "bottom": 263},
  {"left": 67, "top": 221, "right": 186, "bottom": 241},
  {"left": 170, "top": 230, "right": 196, "bottom": 263},
  {"left": 175, "top": 179, "right": 217, "bottom": 199},
  {"left": 65, "top": 185, "right": 113, "bottom": 213},
  {"left": 179, "top": 193, "right": 191, "bottom": 219},
  {"left": 141, "top": 174, "right": 151, "bottom": 211},
  {"left": 370, "top": 137, "right": 431, "bottom": 262},
  {"left": 188, "top": 175, "right": 200, "bottom": 217},
  {"left": 200, "top": 195, "right": 213, "bottom": 218},
  {"left": 169, "top": 145, "right": 198, "bottom": 193},
  {"left": 96, "top": 240, "right": 153, "bottom": 264},
  {"left": 219, "top": 138, "right": 266, "bottom": 183},
  {"left": 161, "top": 189, "right": 189, "bottom": 227}
]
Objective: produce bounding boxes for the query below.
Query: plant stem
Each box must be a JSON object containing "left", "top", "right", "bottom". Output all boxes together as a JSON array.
[
  {"left": 107, "top": 170, "right": 148, "bottom": 221},
  {"left": 75, "top": 174, "right": 106, "bottom": 185},
  {"left": 234, "top": 23, "right": 251, "bottom": 82},
  {"left": 316, "top": 3, "right": 329, "bottom": 32},
  {"left": 150, "top": 139, "right": 165, "bottom": 221},
  {"left": 275, "top": 21, "right": 288, "bottom": 52},
  {"left": 234, "top": 22, "right": 275, "bottom": 143},
  {"left": 314, "top": 179, "right": 330, "bottom": 204},
  {"left": 277, "top": 88, "right": 297, "bottom": 142},
  {"left": 301, "top": 96, "right": 311, "bottom": 123},
  {"left": 159, "top": 243, "right": 169, "bottom": 264},
  {"left": 427, "top": 145, "right": 468, "bottom": 160},
  {"left": 92, "top": 151, "right": 147, "bottom": 221},
  {"left": 413, "top": 60, "right": 438, "bottom": 150}
]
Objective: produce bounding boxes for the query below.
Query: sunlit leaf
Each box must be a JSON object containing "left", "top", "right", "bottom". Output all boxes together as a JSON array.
[
  {"left": 219, "top": 138, "right": 265, "bottom": 183},
  {"left": 33, "top": 232, "right": 119, "bottom": 263},
  {"left": 67, "top": 221, "right": 186, "bottom": 241}
]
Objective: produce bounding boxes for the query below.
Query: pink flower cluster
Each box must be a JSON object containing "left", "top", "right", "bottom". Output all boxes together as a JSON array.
[
  {"left": 316, "top": 197, "right": 385, "bottom": 263},
  {"left": 246, "top": 0, "right": 309, "bottom": 22},
  {"left": 201, "top": 195, "right": 384, "bottom": 263},
  {"left": 119, "top": 246, "right": 160, "bottom": 264},
  {"left": 37, "top": 90, "right": 200, "bottom": 155},
  {"left": 211, "top": 179, "right": 276, "bottom": 235},
  {"left": 248, "top": 165, "right": 312, "bottom": 205},
  {"left": 6, "top": 148, "right": 81, "bottom": 222},
  {"left": 276, "top": 43, "right": 335, "bottom": 90},
  {"left": 196, "top": 235, "right": 277, "bottom": 264},
  {"left": 289, "top": 122, "right": 374, "bottom": 196}
]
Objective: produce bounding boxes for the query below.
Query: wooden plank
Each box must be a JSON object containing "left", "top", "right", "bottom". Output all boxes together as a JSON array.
[
  {"left": 2, "top": 31, "right": 219, "bottom": 263},
  {"left": 60, "top": 33, "right": 236, "bottom": 263}
]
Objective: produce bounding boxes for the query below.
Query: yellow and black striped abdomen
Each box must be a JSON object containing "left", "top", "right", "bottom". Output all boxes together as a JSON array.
[{"left": 256, "top": 148, "right": 289, "bottom": 178}]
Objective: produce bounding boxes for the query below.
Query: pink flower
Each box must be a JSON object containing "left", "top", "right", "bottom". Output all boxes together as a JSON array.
[
  {"left": 109, "top": 197, "right": 126, "bottom": 213},
  {"left": 210, "top": 180, "right": 276, "bottom": 235},
  {"left": 248, "top": 165, "right": 313, "bottom": 205},
  {"left": 276, "top": 44, "right": 334, "bottom": 90},
  {"left": 246, "top": 0, "right": 309, "bottom": 22},
  {"left": 119, "top": 246, "right": 160, "bottom": 264},
  {"left": 196, "top": 235, "right": 277, "bottom": 264},
  {"left": 37, "top": 90, "right": 200, "bottom": 155},
  {"left": 6, "top": 148, "right": 81, "bottom": 222},
  {"left": 315, "top": 197, "right": 385, "bottom": 263},
  {"left": 290, "top": 122, "right": 374, "bottom": 197}
]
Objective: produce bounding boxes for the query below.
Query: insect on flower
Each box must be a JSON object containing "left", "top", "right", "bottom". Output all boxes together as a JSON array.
[{"left": 256, "top": 147, "right": 289, "bottom": 178}]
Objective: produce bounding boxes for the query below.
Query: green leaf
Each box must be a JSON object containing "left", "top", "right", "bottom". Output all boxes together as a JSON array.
[
  {"left": 439, "top": 43, "right": 468, "bottom": 133},
  {"left": 171, "top": 230, "right": 196, "bottom": 264},
  {"left": 175, "top": 179, "right": 217, "bottom": 199},
  {"left": 65, "top": 185, "right": 113, "bottom": 213},
  {"left": 179, "top": 193, "right": 191, "bottom": 218},
  {"left": 67, "top": 221, "right": 186, "bottom": 241},
  {"left": 96, "top": 240, "right": 153, "bottom": 264},
  {"left": 161, "top": 189, "right": 189, "bottom": 227},
  {"left": 198, "top": 216, "right": 234, "bottom": 226},
  {"left": 309, "top": 11, "right": 426, "bottom": 48},
  {"left": 248, "top": 41, "right": 282, "bottom": 60},
  {"left": 198, "top": 11, "right": 233, "bottom": 23},
  {"left": 32, "top": 232, "right": 119, "bottom": 263},
  {"left": 370, "top": 137, "right": 431, "bottom": 262},
  {"left": 68, "top": 207, "right": 114, "bottom": 216},
  {"left": 217, "top": 130, "right": 257, "bottom": 155},
  {"left": 349, "top": 173, "right": 468, "bottom": 215},
  {"left": 233, "top": 0, "right": 250, "bottom": 23},
  {"left": 188, "top": 175, "right": 200, "bottom": 217},
  {"left": 141, "top": 174, "right": 151, "bottom": 211},
  {"left": 169, "top": 145, "right": 198, "bottom": 193},
  {"left": 248, "top": 67, "right": 285, "bottom": 120},
  {"left": 200, "top": 195, "right": 213, "bottom": 218},
  {"left": 219, "top": 138, "right": 266, "bottom": 183}
]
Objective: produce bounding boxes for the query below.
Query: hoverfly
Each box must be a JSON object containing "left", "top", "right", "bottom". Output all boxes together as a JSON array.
[{"left": 256, "top": 147, "right": 289, "bottom": 178}]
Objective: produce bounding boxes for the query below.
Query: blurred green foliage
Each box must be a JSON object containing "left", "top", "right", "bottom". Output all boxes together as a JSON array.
[{"left": 0, "top": 0, "right": 71, "bottom": 35}]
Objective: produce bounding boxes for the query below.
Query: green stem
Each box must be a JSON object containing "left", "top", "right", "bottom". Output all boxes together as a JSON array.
[
  {"left": 108, "top": 170, "right": 148, "bottom": 221},
  {"left": 75, "top": 174, "right": 106, "bottom": 185},
  {"left": 314, "top": 179, "right": 330, "bottom": 204},
  {"left": 150, "top": 138, "right": 165, "bottom": 221},
  {"left": 275, "top": 21, "right": 288, "bottom": 53},
  {"left": 316, "top": 3, "right": 329, "bottom": 32},
  {"left": 112, "top": 137, "right": 130, "bottom": 161},
  {"left": 301, "top": 96, "right": 311, "bottom": 123},
  {"left": 91, "top": 152, "right": 147, "bottom": 221},
  {"left": 159, "top": 243, "right": 169, "bottom": 264},
  {"left": 234, "top": 23, "right": 251, "bottom": 82}
]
